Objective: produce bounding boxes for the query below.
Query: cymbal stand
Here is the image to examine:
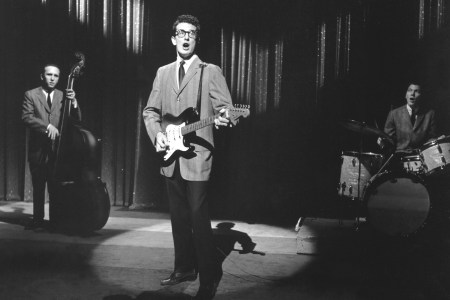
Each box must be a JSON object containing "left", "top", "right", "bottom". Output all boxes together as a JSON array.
[{"left": 355, "top": 129, "right": 364, "bottom": 231}]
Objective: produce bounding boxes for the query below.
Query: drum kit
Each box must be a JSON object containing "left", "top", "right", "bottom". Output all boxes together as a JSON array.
[{"left": 338, "top": 120, "right": 450, "bottom": 237}]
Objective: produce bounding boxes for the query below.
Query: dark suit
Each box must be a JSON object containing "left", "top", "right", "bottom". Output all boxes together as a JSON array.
[
  {"left": 143, "top": 56, "right": 233, "bottom": 286},
  {"left": 22, "top": 86, "right": 81, "bottom": 222},
  {"left": 384, "top": 104, "right": 437, "bottom": 150}
]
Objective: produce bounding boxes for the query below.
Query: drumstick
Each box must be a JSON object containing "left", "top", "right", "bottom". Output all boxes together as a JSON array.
[{"left": 374, "top": 119, "right": 380, "bottom": 129}]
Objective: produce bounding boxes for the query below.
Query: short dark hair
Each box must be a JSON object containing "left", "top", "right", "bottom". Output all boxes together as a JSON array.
[
  {"left": 407, "top": 81, "right": 423, "bottom": 93},
  {"left": 408, "top": 81, "right": 422, "bottom": 88},
  {"left": 42, "top": 63, "right": 61, "bottom": 75},
  {"left": 172, "top": 14, "right": 200, "bottom": 36}
]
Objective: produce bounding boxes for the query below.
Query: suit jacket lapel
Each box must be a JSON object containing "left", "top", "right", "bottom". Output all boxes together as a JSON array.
[
  {"left": 413, "top": 109, "right": 424, "bottom": 131},
  {"left": 39, "top": 87, "right": 52, "bottom": 113},
  {"left": 400, "top": 105, "right": 412, "bottom": 129},
  {"left": 170, "top": 62, "right": 178, "bottom": 94},
  {"left": 53, "top": 90, "right": 63, "bottom": 113},
  {"left": 177, "top": 57, "right": 202, "bottom": 95}
]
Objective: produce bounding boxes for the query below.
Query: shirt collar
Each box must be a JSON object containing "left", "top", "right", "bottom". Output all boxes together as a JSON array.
[
  {"left": 407, "top": 104, "right": 419, "bottom": 116},
  {"left": 177, "top": 54, "right": 197, "bottom": 71},
  {"left": 42, "top": 89, "right": 54, "bottom": 98}
]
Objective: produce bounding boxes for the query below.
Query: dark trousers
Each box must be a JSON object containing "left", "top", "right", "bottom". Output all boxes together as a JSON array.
[
  {"left": 30, "top": 161, "right": 52, "bottom": 221},
  {"left": 165, "top": 163, "right": 217, "bottom": 286}
]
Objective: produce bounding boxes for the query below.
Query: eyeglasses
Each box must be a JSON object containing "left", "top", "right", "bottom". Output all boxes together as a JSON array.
[{"left": 175, "top": 29, "right": 198, "bottom": 39}]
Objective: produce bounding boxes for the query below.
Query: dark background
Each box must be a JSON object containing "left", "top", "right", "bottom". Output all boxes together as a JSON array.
[{"left": 1, "top": 0, "right": 450, "bottom": 225}]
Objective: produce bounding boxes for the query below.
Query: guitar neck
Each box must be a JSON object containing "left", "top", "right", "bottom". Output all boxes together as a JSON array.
[{"left": 180, "top": 115, "right": 216, "bottom": 136}]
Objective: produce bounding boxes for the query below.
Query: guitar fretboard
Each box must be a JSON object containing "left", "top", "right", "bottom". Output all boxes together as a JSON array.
[{"left": 181, "top": 115, "right": 216, "bottom": 136}]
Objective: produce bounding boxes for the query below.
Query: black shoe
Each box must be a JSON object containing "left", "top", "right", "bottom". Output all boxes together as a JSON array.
[
  {"left": 193, "top": 282, "right": 218, "bottom": 300},
  {"left": 160, "top": 270, "right": 197, "bottom": 286}
]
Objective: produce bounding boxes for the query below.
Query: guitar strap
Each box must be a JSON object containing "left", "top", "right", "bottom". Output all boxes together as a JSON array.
[{"left": 196, "top": 63, "right": 206, "bottom": 115}]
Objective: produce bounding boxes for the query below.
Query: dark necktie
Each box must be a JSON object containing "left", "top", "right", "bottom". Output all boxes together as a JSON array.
[
  {"left": 47, "top": 92, "right": 52, "bottom": 109},
  {"left": 178, "top": 60, "right": 185, "bottom": 87},
  {"left": 411, "top": 112, "right": 416, "bottom": 126}
]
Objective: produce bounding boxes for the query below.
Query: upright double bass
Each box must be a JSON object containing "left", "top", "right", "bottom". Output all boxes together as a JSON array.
[{"left": 51, "top": 52, "right": 110, "bottom": 233}]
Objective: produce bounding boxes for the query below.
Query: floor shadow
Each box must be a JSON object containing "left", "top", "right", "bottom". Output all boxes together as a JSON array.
[
  {"left": 105, "top": 290, "right": 192, "bottom": 299},
  {"left": 213, "top": 222, "right": 258, "bottom": 257},
  {"left": 0, "top": 203, "right": 32, "bottom": 227}
]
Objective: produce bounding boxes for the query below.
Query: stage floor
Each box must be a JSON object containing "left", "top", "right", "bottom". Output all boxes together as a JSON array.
[{"left": 1, "top": 201, "right": 450, "bottom": 299}]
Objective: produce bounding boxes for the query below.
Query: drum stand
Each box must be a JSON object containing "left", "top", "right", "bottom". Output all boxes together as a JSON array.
[
  {"left": 337, "top": 132, "right": 365, "bottom": 230},
  {"left": 354, "top": 133, "right": 364, "bottom": 231}
]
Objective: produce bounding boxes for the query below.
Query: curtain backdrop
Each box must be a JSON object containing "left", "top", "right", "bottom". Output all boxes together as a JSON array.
[{"left": 1, "top": 0, "right": 450, "bottom": 222}]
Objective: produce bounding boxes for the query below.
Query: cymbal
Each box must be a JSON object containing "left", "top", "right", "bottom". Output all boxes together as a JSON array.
[{"left": 340, "top": 119, "right": 393, "bottom": 143}]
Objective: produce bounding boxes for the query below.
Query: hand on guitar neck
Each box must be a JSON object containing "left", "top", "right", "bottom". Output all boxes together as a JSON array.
[
  {"left": 155, "top": 106, "right": 250, "bottom": 161},
  {"left": 214, "top": 108, "right": 231, "bottom": 129}
]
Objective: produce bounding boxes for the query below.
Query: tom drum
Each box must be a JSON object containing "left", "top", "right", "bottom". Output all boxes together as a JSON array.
[
  {"left": 420, "top": 136, "right": 450, "bottom": 176},
  {"left": 339, "top": 151, "right": 384, "bottom": 199},
  {"left": 401, "top": 155, "right": 423, "bottom": 175}
]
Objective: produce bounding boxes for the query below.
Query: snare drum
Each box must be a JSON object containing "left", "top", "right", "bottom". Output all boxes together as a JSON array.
[
  {"left": 364, "top": 172, "right": 430, "bottom": 237},
  {"left": 420, "top": 136, "right": 450, "bottom": 176},
  {"left": 401, "top": 155, "right": 423, "bottom": 174},
  {"left": 339, "top": 151, "right": 384, "bottom": 199}
]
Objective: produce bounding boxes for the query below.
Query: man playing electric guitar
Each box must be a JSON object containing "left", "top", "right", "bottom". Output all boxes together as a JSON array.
[
  {"left": 156, "top": 106, "right": 249, "bottom": 164},
  {"left": 142, "top": 15, "right": 236, "bottom": 300}
]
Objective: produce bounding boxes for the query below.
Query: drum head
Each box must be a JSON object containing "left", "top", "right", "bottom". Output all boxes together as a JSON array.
[{"left": 365, "top": 172, "right": 430, "bottom": 237}]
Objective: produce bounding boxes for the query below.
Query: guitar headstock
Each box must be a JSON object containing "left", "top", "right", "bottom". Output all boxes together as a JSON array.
[{"left": 228, "top": 104, "right": 250, "bottom": 125}]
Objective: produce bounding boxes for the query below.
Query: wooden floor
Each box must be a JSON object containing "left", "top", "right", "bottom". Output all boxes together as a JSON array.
[{"left": 1, "top": 201, "right": 450, "bottom": 300}]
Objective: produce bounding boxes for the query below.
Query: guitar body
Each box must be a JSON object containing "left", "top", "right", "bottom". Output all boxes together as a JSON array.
[
  {"left": 158, "top": 105, "right": 250, "bottom": 164},
  {"left": 160, "top": 107, "right": 199, "bottom": 164}
]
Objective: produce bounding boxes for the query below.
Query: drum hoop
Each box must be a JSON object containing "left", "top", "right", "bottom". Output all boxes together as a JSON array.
[
  {"left": 363, "top": 171, "right": 427, "bottom": 201},
  {"left": 425, "top": 165, "right": 446, "bottom": 176},
  {"left": 421, "top": 139, "right": 440, "bottom": 150},
  {"left": 400, "top": 155, "right": 421, "bottom": 162}
]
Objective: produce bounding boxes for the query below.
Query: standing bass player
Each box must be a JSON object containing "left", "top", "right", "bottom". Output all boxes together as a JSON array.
[{"left": 22, "top": 63, "right": 81, "bottom": 230}]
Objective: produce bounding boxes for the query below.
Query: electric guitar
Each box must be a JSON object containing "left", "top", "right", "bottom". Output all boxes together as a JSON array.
[{"left": 157, "top": 105, "right": 250, "bottom": 162}]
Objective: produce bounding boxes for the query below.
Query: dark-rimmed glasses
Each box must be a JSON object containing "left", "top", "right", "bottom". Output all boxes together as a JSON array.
[{"left": 175, "top": 29, "right": 198, "bottom": 39}]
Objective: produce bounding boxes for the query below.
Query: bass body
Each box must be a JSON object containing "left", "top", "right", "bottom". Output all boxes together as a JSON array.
[{"left": 51, "top": 53, "right": 110, "bottom": 233}]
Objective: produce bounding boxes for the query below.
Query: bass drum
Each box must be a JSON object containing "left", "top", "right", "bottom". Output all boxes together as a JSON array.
[{"left": 364, "top": 172, "right": 430, "bottom": 237}]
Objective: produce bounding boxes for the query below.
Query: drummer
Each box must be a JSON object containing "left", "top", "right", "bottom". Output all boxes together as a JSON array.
[
  {"left": 378, "top": 82, "right": 439, "bottom": 152},
  {"left": 378, "top": 82, "right": 450, "bottom": 225}
]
